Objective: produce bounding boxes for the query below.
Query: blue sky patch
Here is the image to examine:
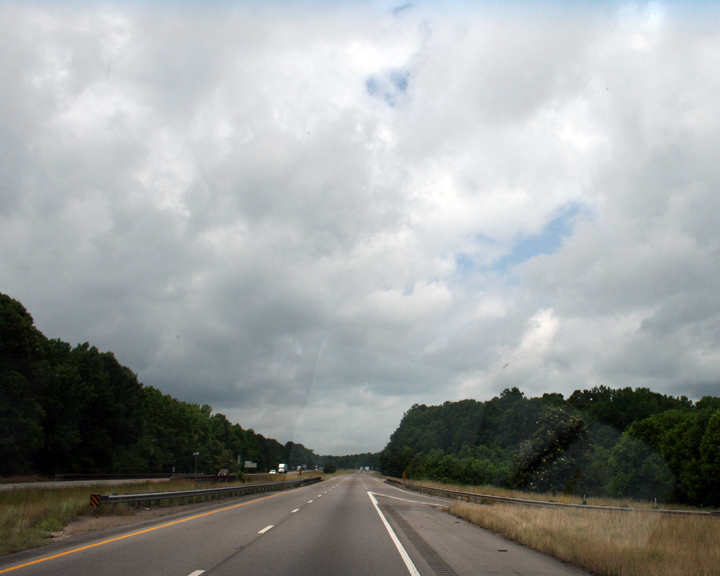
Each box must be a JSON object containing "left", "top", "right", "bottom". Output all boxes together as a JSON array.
[
  {"left": 501, "top": 206, "right": 578, "bottom": 266},
  {"left": 456, "top": 204, "right": 586, "bottom": 275},
  {"left": 495, "top": 204, "right": 584, "bottom": 271},
  {"left": 366, "top": 69, "right": 410, "bottom": 106}
]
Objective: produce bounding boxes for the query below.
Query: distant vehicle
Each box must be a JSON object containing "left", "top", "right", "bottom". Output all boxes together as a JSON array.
[
  {"left": 278, "top": 463, "right": 287, "bottom": 473},
  {"left": 217, "top": 469, "right": 229, "bottom": 476},
  {"left": 269, "top": 469, "right": 277, "bottom": 474}
]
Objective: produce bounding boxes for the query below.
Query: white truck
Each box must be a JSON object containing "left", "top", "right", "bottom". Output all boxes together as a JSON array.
[{"left": 278, "top": 463, "right": 287, "bottom": 474}]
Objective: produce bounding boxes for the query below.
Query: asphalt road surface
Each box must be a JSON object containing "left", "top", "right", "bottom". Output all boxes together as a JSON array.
[{"left": 0, "top": 473, "right": 590, "bottom": 576}]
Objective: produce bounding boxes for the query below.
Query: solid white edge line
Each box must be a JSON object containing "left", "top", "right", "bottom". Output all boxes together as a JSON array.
[
  {"left": 382, "top": 482, "right": 452, "bottom": 504},
  {"left": 368, "top": 492, "right": 443, "bottom": 507},
  {"left": 367, "top": 492, "right": 421, "bottom": 576},
  {"left": 188, "top": 571, "right": 205, "bottom": 576},
  {"left": 258, "top": 525, "right": 274, "bottom": 534}
]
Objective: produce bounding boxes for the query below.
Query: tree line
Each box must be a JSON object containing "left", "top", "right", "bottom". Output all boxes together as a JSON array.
[
  {"left": 317, "top": 452, "right": 378, "bottom": 470},
  {"left": 379, "top": 386, "right": 720, "bottom": 507},
  {"left": 0, "top": 293, "right": 318, "bottom": 477},
  {"left": 6, "top": 289, "right": 718, "bottom": 505}
]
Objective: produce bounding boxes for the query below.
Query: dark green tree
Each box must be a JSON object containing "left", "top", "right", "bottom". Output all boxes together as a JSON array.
[
  {"left": 605, "top": 433, "right": 674, "bottom": 502},
  {"left": 511, "top": 406, "right": 589, "bottom": 491},
  {"left": 216, "top": 449, "right": 238, "bottom": 475},
  {"left": 0, "top": 294, "right": 47, "bottom": 476}
]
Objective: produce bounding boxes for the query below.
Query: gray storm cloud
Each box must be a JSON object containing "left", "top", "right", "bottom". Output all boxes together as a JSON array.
[{"left": 1, "top": 1, "right": 719, "bottom": 453}]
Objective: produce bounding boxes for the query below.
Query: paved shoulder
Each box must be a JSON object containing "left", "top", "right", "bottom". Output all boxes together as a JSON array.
[{"left": 364, "top": 476, "right": 590, "bottom": 576}]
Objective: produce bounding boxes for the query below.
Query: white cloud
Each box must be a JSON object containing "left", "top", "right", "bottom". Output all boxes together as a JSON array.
[{"left": 2, "top": 1, "right": 720, "bottom": 453}]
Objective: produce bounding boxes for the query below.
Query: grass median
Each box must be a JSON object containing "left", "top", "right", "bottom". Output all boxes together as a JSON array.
[
  {"left": 1, "top": 484, "right": 94, "bottom": 556},
  {"left": 0, "top": 473, "right": 324, "bottom": 556}
]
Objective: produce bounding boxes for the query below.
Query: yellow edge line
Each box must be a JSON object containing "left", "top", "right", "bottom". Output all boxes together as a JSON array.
[{"left": 0, "top": 489, "right": 288, "bottom": 574}]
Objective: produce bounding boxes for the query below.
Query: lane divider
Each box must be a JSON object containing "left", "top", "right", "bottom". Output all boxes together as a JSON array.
[
  {"left": 187, "top": 571, "right": 205, "bottom": 576},
  {"left": 258, "top": 525, "right": 274, "bottom": 534}
]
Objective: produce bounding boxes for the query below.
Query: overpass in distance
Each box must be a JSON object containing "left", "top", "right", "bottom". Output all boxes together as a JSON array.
[{"left": 0, "top": 473, "right": 590, "bottom": 576}]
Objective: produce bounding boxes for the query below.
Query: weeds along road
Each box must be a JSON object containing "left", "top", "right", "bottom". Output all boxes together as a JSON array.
[
  {"left": 0, "top": 473, "right": 590, "bottom": 576},
  {"left": 0, "top": 479, "right": 173, "bottom": 492}
]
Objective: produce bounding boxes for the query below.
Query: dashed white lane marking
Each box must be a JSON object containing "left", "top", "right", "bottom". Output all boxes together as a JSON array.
[
  {"left": 368, "top": 492, "right": 420, "bottom": 576},
  {"left": 292, "top": 509, "right": 300, "bottom": 513},
  {"left": 258, "top": 525, "right": 274, "bottom": 534},
  {"left": 188, "top": 571, "right": 205, "bottom": 576},
  {"left": 308, "top": 500, "right": 313, "bottom": 503}
]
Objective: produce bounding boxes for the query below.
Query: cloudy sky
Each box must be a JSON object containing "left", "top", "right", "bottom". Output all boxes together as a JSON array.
[{"left": 2, "top": 0, "right": 720, "bottom": 454}]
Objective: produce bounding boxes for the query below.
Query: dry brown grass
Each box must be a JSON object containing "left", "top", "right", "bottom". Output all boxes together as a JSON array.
[
  {"left": 0, "top": 475, "right": 51, "bottom": 485},
  {"left": 408, "top": 478, "right": 699, "bottom": 510},
  {"left": 450, "top": 501, "right": 720, "bottom": 576},
  {"left": 0, "top": 473, "right": 325, "bottom": 556}
]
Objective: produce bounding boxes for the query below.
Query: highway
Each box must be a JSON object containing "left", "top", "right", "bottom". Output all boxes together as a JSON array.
[{"left": 0, "top": 473, "right": 590, "bottom": 576}]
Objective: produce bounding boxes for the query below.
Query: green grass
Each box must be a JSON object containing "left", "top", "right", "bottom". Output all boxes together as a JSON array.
[{"left": 0, "top": 486, "right": 91, "bottom": 555}]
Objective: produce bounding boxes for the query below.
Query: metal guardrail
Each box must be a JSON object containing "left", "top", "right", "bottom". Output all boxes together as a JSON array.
[
  {"left": 384, "top": 478, "right": 719, "bottom": 517},
  {"left": 90, "top": 476, "right": 322, "bottom": 507},
  {"left": 61, "top": 472, "right": 301, "bottom": 482},
  {"left": 57, "top": 473, "right": 175, "bottom": 481},
  {"left": 59, "top": 473, "right": 238, "bottom": 483}
]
